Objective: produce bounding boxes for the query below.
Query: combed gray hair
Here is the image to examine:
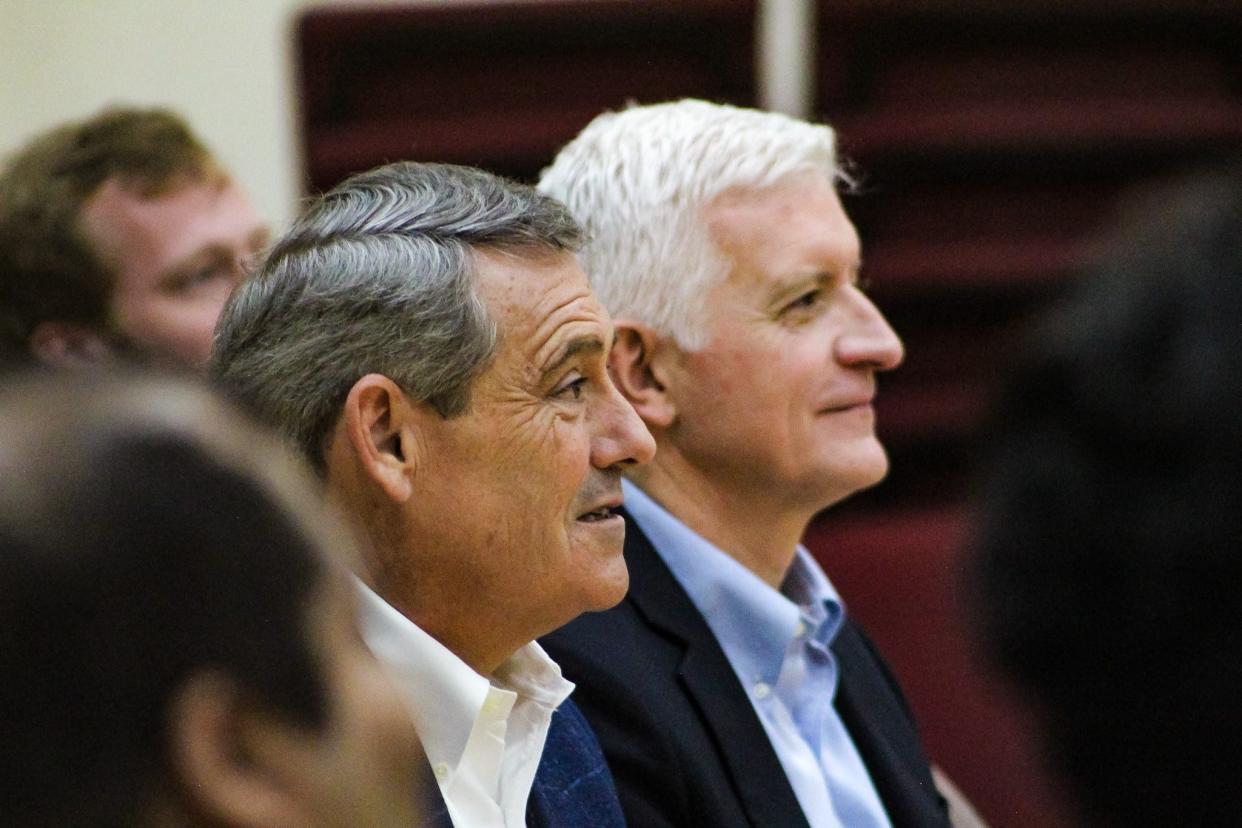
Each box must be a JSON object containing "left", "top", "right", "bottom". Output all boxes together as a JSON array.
[
  {"left": 539, "top": 99, "right": 846, "bottom": 350},
  {"left": 211, "top": 162, "right": 582, "bottom": 472}
]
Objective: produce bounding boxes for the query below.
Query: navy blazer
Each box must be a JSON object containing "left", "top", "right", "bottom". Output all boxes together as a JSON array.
[
  {"left": 416, "top": 696, "right": 627, "bottom": 827},
  {"left": 541, "top": 510, "right": 949, "bottom": 828}
]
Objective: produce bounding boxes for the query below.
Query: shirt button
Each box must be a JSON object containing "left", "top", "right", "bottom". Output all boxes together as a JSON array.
[
  {"left": 433, "top": 762, "right": 450, "bottom": 781},
  {"left": 794, "top": 621, "right": 807, "bottom": 637},
  {"left": 753, "top": 681, "right": 772, "bottom": 700}
]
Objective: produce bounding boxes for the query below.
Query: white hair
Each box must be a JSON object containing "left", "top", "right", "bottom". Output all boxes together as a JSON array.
[{"left": 539, "top": 99, "right": 845, "bottom": 349}]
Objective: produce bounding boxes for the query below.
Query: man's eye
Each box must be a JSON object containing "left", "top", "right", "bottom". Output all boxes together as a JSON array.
[
  {"left": 189, "top": 266, "right": 225, "bottom": 285},
  {"left": 785, "top": 290, "right": 822, "bottom": 313},
  {"left": 553, "top": 376, "right": 588, "bottom": 400},
  {"left": 166, "top": 265, "right": 230, "bottom": 295}
]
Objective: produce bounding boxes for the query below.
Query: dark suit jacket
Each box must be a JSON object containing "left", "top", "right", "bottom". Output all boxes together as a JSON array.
[
  {"left": 541, "top": 511, "right": 949, "bottom": 828},
  {"left": 416, "top": 696, "right": 627, "bottom": 828}
]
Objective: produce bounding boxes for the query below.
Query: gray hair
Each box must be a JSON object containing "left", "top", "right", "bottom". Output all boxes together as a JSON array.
[
  {"left": 211, "top": 162, "right": 582, "bottom": 471},
  {"left": 539, "top": 99, "right": 846, "bottom": 350}
]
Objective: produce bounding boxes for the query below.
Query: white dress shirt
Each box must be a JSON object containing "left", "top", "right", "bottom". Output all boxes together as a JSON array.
[{"left": 357, "top": 582, "right": 575, "bottom": 828}]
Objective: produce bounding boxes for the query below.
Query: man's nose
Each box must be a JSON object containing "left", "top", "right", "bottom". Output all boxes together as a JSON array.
[
  {"left": 833, "top": 288, "right": 904, "bottom": 372},
  {"left": 592, "top": 383, "right": 656, "bottom": 469}
]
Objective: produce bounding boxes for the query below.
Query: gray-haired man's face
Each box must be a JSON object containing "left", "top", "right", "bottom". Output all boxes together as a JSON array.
[{"left": 402, "top": 250, "right": 655, "bottom": 638}]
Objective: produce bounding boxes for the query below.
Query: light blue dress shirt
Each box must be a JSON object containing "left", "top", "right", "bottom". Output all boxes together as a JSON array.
[{"left": 622, "top": 480, "right": 893, "bottom": 828}]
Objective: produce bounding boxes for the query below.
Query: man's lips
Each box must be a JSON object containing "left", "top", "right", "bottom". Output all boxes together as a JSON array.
[
  {"left": 576, "top": 496, "right": 623, "bottom": 522},
  {"left": 818, "top": 395, "right": 875, "bottom": 414}
]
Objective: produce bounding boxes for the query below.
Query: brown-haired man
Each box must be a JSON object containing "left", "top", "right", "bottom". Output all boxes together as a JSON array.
[{"left": 0, "top": 106, "right": 267, "bottom": 370}]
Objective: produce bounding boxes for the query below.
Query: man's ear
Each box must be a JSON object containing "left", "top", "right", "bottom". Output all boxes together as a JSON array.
[
  {"left": 168, "top": 672, "right": 311, "bottom": 828},
  {"left": 27, "top": 320, "right": 114, "bottom": 369},
  {"left": 341, "top": 374, "right": 417, "bottom": 504},
  {"left": 610, "top": 321, "right": 677, "bottom": 430}
]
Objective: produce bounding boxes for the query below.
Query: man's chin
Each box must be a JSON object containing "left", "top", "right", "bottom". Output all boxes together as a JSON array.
[
  {"left": 803, "top": 447, "right": 890, "bottom": 509},
  {"left": 567, "top": 532, "right": 630, "bottom": 611},
  {"left": 584, "top": 563, "right": 630, "bottom": 612}
]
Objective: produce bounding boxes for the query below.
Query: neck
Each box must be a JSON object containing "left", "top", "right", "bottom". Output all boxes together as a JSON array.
[
  {"left": 416, "top": 611, "right": 521, "bottom": 677},
  {"left": 326, "top": 477, "right": 522, "bottom": 677},
  {"left": 628, "top": 451, "right": 816, "bottom": 589},
  {"left": 358, "top": 530, "right": 524, "bottom": 677}
]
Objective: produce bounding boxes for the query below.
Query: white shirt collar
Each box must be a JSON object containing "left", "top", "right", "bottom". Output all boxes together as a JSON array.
[{"left": 355, "top": 581, "right": 574, "bottom": 827}]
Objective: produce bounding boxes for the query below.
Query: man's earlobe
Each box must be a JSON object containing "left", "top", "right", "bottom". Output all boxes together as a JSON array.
[
  {"left": 27, "top": 320, "right": 114, "bottom": 369},
  {"left": 168, "top": 672, "right": 308, "bottom": 828},
  {"left": 342, "top": 375, "right": 415, "bottom": 503},
  {"left": 611, "top": 322, "right": 676, "bottom": 430}
]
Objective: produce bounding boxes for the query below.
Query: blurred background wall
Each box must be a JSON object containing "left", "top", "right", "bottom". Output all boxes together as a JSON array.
[
  {"left": 0, "top": 0, "right": 419, "bottom": 227},
  {"left": 0, "top": 0, "right": 810, "bottom": 228}
]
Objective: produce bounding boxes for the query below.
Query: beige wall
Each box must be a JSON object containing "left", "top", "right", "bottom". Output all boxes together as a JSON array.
[
  {"left": 1, "top": 0, "right": 308, "bottom": 227},
  {"left": 0, "top": 0, "right": 453, "bottom": 229},
  {"left": 1, "top": 1, "right": 801, "bottom": 229}
]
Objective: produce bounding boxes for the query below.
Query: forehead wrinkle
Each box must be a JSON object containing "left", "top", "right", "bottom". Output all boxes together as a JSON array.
[{"left": 526, "top": 288, "right": 605, "bottom": 369}]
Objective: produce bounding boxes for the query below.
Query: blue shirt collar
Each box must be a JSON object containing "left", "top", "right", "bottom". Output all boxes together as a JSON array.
[{"left": 622, "top": 480, "right": 846, "bottom": 688}]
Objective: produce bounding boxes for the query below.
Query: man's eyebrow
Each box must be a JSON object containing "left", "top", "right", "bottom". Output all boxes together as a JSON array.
[
  {"left": 160, "top": 229, "right": 273, "bottom": 284},
  {"left": 768, "top": 262, "right": 865, "bottom": 303},
  {"left": 768, "top": 270, "right": 830, "bottom": 303},
  {"left": 160, "top": 243, "right": 232, "bottom": 280},
  {"left": 540, "top": 335, "right": 606, "bottom": 378}
]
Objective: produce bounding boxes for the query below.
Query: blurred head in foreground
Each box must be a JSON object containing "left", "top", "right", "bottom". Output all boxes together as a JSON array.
[
  {"left": 972, "top": 165, "right": 1242, "bottom": 827},
  {"left": 0, "top": 373, "right": 423, "bottom": 827},
  {"left": 0, "top": 106, "right": 266, "bottom": 370}
]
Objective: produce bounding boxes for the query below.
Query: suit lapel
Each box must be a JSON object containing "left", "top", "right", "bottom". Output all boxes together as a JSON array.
[
  {"left": 834, "top": 621, "right": 947, "bottom": 826},
  {"left": 621, "top": 510, "right": 811, "bottom": 828},
  {"left": 525, "top": 699, "right": 627, "bottom": 828}
]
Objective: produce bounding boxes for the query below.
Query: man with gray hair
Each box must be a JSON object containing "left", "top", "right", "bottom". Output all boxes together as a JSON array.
[
  {"left": 212, "top": 161, "right": 654, "bottom": 828},
  {"left": 538, "top": 100, "right": 952, "bottom": 827}
]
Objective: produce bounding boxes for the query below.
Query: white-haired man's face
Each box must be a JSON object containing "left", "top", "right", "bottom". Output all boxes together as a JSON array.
[{"left": 662, "top": 172, "right": 904, "bottom": 511}]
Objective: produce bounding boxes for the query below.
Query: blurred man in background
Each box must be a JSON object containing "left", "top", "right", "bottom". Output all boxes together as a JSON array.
[
  {"left": 539, "top": 99, "right": 952, "bottom": 828},
  {"left": 0, "top": 106, "right": 266, "bottom": 370},
  {"left": 0, "top": 372, "right": 424, "bottom": 827},
  {"left": 213, "top": 161, "right": 653, "bottom": 828},
  {"left": 972, "top": 165, "right": 1242, "bottom": 827}
]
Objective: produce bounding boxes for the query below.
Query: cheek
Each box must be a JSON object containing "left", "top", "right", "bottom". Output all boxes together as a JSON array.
[
  {"left": 686, "top": 344, "right": 790, "bottom": 418},
  {"left": 548, "top": 415, "right": 594, "bottom": 498}
]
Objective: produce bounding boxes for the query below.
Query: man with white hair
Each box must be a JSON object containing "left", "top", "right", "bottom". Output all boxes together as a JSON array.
[{"left": 538, "top": 100, "right": 952, "bottom": 827}]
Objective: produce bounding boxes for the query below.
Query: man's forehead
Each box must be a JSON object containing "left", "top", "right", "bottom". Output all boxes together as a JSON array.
[
  {"left": 82, "top": 176, "right": 261, "bottom": 268},
  {"left": 706, "top": 179, "right": 859, "bottom": 274},
  {"left": 473, "top": 249, "right": 593, "bottom": 320},
  {"left": 705, "top": 173, "right": 846, "bottom": 229},
  {"left": 471, "top": 248, "right": 609, "bottom": 366}
]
